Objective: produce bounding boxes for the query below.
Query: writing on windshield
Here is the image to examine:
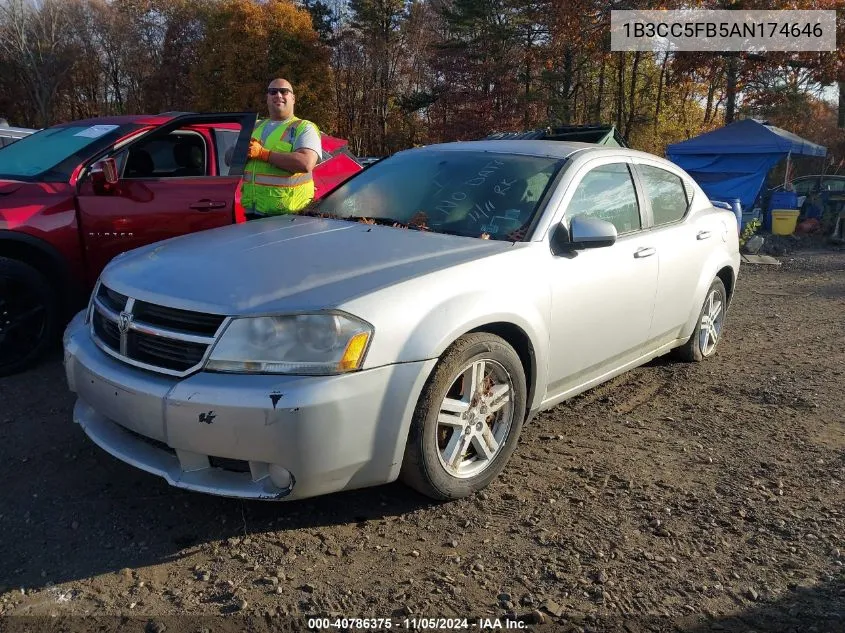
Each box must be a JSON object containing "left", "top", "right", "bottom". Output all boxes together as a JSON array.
[{"left": 312, "top": 150, "right": 563, "bottom": 241}]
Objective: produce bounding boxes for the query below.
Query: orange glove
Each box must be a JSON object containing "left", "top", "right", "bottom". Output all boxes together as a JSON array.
[{"left": 248, "top": 138, "right": 270, "bottom": 162}]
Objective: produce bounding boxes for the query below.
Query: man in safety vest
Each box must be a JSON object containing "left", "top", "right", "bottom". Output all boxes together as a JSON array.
[{"left": 241, "top": 78, "right": 322, "bottom": 218}]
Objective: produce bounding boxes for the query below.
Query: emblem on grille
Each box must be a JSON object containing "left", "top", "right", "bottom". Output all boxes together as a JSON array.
[{"left": 118, "top": 311, "right": 133, "bottom": 334}]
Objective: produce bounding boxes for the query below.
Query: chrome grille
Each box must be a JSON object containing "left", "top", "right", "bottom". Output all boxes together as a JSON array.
[
  {"left": 130, "top": 332, "right": 208, "bottom": 371},
  {"left": 92, "top": 310, "right": 120, "bottom": 349},
  {"left": 91, "top": 283, "right": 226, "bottom": 376},
  {"left": 133, "top": 301, "right": 224, "bottom": 336},
  {"left": 99, "top": 286, "right": 128, "bottom": 313}
]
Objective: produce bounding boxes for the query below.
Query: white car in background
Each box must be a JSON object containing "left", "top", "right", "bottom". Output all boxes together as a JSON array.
[{"left": 0, "top": 123, "right": 37, "bottom": 148}]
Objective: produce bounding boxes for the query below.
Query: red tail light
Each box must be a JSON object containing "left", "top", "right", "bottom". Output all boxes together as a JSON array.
[{"left": 234, "top": 180, "right": 246, "bottom": 223}]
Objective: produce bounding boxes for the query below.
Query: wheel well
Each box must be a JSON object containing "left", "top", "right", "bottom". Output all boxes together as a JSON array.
[
  {"left": 716, "top": 266, "right": 735, "bottom": 304},
  {"left": 467, "top": 322, "right": 536, "bottom": 419},
  {"left": 0, "top": 237, "right": 80, "bottom": 315}
]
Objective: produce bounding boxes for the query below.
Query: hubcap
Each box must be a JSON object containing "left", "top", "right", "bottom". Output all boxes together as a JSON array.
[
  {"left": 0, "top": 276, "right": 47, "bottom": 367},
  {"left": 436, "top": 358, "right": 515, "bottom": 479},
  {"left": 698, "top": 289, "right": 724, "bottom": 356}
]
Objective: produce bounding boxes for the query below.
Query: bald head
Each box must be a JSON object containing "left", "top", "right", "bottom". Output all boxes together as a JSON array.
[{"left": 266, "top": 78, "right": 295, "bottom": 121}]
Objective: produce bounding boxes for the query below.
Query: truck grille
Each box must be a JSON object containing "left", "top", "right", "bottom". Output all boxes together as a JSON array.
[{"left": 90, "top": 283, "right": 227, "bottom": 376}]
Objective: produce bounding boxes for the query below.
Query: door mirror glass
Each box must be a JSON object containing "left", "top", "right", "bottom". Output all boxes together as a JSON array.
[
  {"left": 567, "top": 215, "right": 617, "bottom": 248},
  {"left": 90, "top": 157, "right": 118, "bottom": 194}
]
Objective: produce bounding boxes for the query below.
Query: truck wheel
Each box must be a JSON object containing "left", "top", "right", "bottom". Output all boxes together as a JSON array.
[
  {"left": 400, "top": 333, "right": 527, "bottom": 500},
  {"left": 0, "top": 257, "right": 58, "bottom": 376}
]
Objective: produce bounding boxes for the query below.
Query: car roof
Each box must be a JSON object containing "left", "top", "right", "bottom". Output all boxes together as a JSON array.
[
  {"left": 0, "top": 126, "right": 35, "bottom": 137},
  {"left": 52, "top": 114, "right": 180, "bottom": 127},
  {"left": 415, "top": 139, "right": 666, "bottom": 163}
]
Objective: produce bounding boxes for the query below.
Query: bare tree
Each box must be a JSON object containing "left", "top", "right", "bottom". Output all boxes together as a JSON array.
[{"left": 0, "top": 0, "right": 76, "bottom": 126}]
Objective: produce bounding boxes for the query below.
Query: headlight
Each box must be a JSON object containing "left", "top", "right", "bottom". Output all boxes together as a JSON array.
[{"left": 205, "top": 312, "right": 373, "bottom": 375}]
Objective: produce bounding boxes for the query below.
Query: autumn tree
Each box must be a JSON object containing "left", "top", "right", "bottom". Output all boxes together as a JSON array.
[
  {"left": 0, "top": 0, "right": 841, "bottom": 162},
  {"left": 191, "top": 0, "right": 331, "bottom": 126}
]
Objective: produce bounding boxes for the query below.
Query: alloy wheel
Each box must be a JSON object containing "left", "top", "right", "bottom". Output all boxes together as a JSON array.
[
  {"left": 698, "top": 289, "right": 724, "bottom": 357},
  {"left": 436, "top": 358, "right": 515, "bottom": 479}
]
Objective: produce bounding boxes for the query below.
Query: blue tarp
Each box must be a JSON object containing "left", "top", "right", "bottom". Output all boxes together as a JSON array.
[{"left": 666, "top": 119, "right": 826, "bottom": 209}]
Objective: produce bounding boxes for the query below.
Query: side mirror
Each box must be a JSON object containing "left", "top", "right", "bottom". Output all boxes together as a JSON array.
[
  {"left": 558, "top": 215, "right": 617, "bottom": 250},
  {"left": 90, "top": 158, "right": 118, "bottom": 194}
]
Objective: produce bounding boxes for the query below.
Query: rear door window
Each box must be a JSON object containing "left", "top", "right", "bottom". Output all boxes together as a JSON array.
[{"left": 638, "top": 164, "right": 689, "bottom": 226}]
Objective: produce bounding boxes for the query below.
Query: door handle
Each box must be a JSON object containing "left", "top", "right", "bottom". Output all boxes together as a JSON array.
[
  {"left": 189, "top": 200, "right": 227, "bottom": 211},
  {"left": 697, "top": 230, "right": 712, "bottom": 240},
  {"left": 634, "top": 247, "right": 656, "bottom": 258}
]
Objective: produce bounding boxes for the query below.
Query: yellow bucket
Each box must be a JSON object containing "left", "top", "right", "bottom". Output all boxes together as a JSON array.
[{"left": 771, "top": 209, "right": 799, "bottom": 236}]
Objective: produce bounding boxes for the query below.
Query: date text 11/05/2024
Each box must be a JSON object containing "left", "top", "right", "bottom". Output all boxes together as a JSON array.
[{"left": 307, "top": 617, "right": 528, "bottom": 630}]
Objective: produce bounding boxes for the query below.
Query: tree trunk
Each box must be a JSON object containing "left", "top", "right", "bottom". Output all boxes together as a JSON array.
[
  {"left": 654, "top": 52, "right": 668, "bottom": 130},
  {"left": 623, "top": 51, "right": 640, "bottom": 141},
  {"left": 839, "top": 80, "right": 845, "bottom": 128},
  {"left": 615, "top": 52, "right": 624, "bottom": 131},
  {"left": 560, "top": 47, "right": 573, "bottom": 124},
  {"left": 594, "top": 52, "right": 605, "bottom": 122},
  {"left": 725, "top": 54, "right": 738, "bottom": 124},
  {"left": 523, "top": 46, "right": 531, "bottom": 129},
  {"left": 703, "top": 64, "right": 717, "bottom": 124}
]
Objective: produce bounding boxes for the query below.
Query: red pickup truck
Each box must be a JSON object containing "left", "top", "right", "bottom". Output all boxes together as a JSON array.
[{"left": 0, "top": 111, "right": 362, "bottom": 376}]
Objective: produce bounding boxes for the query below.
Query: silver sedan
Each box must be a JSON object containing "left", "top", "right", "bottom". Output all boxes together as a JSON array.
[{"left": 63, "top": 140, "right": 740, "bottom": 501}]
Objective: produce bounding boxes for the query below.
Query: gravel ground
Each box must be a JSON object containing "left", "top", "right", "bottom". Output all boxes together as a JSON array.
[{"left": 0, "top": 247, "right": 843, "bottom": 633}]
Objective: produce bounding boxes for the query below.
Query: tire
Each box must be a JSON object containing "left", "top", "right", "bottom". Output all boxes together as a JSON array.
[
  {"left": 674, "top": 277, "right": 727, "bottom": 363},
  {"left": 400, "top": 332, "right": 527, "bottom": 500},
  {"left": 0, "top": 257, "right": 59, "bottom": 377}
]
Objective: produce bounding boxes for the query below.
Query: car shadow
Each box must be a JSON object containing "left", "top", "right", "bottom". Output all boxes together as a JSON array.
[
  {"left": 511, "top": 575, "right": 844, "bottom": 632},
  {"left": 0, "top": 359, "right": 440, "bottom": 592},
  {"left": 681, "top": 574, "right": 845, "bottom": 633}
]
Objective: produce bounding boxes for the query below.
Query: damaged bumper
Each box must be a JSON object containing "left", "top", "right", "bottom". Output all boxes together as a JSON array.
[{"left": 63, "top": 312, "right": 436, "bottom": 501}]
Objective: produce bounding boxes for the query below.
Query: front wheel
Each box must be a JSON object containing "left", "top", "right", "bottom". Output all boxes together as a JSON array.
[
  {"left": 400, "top": 333, "right": 527, "bottom": 500},
  {"left": 0, "top": 257, "right": 58, "bottom": 377},
  {"left": 674, "top": 277, "right": 727, "bottom": 362}
]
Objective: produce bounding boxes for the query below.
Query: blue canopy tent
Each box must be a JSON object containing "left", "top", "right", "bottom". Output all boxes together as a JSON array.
[{"left": 666, "top": 119, "right": 826, "bottom": 211}]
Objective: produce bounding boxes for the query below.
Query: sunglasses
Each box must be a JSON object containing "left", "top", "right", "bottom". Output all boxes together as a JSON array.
[{"left": 266, "top": 87, "right": 293, "bottom": 96}]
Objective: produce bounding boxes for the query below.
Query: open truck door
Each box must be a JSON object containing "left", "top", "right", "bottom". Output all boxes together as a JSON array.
[{"left": 75, "top": 112, "right": 256, "bottom": 283}]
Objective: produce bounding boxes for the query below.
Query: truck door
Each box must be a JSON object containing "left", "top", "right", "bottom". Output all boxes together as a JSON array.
[{"left": 75, "top": 112, "right": 255, "bottom": 283}]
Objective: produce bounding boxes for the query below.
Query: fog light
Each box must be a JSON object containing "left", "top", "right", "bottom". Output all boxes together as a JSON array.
[{"left": 269, "top": 464, "right": 294, "bottom": 491}]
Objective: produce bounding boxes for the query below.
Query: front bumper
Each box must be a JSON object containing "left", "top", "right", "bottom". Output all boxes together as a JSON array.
[{"left": 63, "top": 312, "right": 436, "bottom": 501}]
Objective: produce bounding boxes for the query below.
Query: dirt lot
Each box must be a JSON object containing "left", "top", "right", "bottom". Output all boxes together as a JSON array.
[{"left": 0, "top": 247, "right": 843, "bottom": 633}]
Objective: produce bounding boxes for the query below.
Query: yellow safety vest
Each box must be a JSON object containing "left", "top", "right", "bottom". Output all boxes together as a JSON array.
[{"left": 240, "top": 118, "right": 318, "bottom": 215}]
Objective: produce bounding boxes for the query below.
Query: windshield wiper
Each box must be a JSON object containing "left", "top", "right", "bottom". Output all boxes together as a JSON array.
[{"left": 302, "top": 210, "right": 490, "bottom": 239}]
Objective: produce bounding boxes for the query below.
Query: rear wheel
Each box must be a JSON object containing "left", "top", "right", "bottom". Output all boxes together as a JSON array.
[
  {"left": 0, "top": 257, "right": 58, "bottom": 376},
  {"left": 400, "top": 333, "right": 527, "bottom": 500},
  {"left": 674, "top": 277, "right": 727, "bottom": 362}
]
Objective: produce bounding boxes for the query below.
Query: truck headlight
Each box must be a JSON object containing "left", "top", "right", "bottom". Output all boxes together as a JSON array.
[{"left": 205, "top": 312, "right": 373, "bottom": 375}]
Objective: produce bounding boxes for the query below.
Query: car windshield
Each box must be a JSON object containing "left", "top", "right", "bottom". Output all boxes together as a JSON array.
[
  {"left": 308, "top": 149, "right": 565, "bottom": 241},
  {"left": 0, "top": 123, "right": 138, "bottom": 181}
]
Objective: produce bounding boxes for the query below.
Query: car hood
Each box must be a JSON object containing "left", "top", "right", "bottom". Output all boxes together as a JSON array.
[{"left": 101, "top": 216, "right": 514, "bottom": 314}]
